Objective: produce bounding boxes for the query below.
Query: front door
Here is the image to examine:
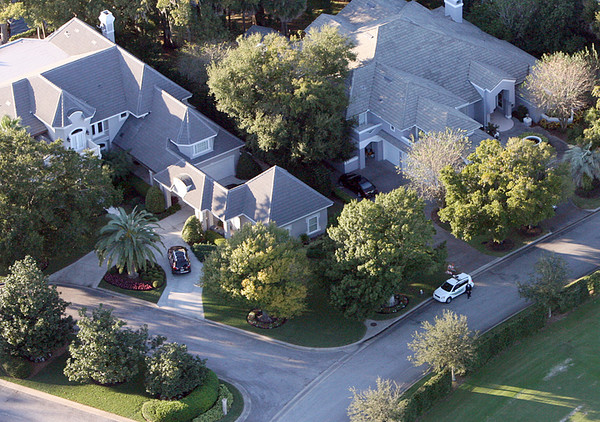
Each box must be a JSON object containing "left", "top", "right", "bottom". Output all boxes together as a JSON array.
[{"left": 70, "top": 128, "right": 86, "bottom": 151}]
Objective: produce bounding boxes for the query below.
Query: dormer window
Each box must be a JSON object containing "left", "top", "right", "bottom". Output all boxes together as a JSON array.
[{"left": 193, "top": 139, "right": 211, "bottom": 156}]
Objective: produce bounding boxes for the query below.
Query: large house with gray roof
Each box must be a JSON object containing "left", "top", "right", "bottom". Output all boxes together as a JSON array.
[
  {"left": 307, "top": 0, "right": 539, "bottom": 173},
  {"left": 0, "top": 14, "right": 332, "bottom": 238}
]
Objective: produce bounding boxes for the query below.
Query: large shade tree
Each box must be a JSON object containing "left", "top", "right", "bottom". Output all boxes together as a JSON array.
[
  {"left": 347, "top": 378, "right": 403, "bottom": 422},
  {"left": 526, "top": 50, "right": 595, "bottom": 129},
  {"left": 0, "top": 256, "right": 74, "bottom": 361},
  {"left": 201, "top": 222, "right": 310, "bottom": 319},
  {"left": 0, "top": 117, "right": 119, "bottom": 269},
  {"left": 408, "top": 310, "right": 477, "bottom": 381},
  {"left": 263, "top": 0, "right": 307, "bottom": 35},
  {"left": 325, "top": 188, "right": 436, "bottom": 320},
  {"left": 95, "top": 206, "right": 164, "bottom": 278},
  {"left": 439, "top": 138, "right": 569, "bottom": 243},
  {"left": 207, "top": 25, "right": 356, "bottom": 167}
]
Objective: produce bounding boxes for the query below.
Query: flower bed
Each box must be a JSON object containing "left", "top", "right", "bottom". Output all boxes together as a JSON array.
[
  {"left": 246, "top": 309, "right": 286, "bottom": 329},
  {"left": 376, "top": 294, "right": 410, "bottom": 314},
  {"left": 103, "top": 272, "right": 154, "bottom": 291}
]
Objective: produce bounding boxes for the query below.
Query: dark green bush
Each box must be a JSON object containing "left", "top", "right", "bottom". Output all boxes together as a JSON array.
[
  {"left": 152, "top": 280, "right": 163, "bottom": 289},
  {"left": 193, "top": 384, "right": 233, "bottom": 422},
  {"left": 299, "top": 233, "right": 309, "bottom": 244},
  {"left": 205, "top": 230, "right": 225, "bottom": 245},
  {"left": 306, "top": 242, "right": 326, "bottom": 259},
  {"left": 289, "top": 163, "right": 332, "bottom": 197},
  {"left": 182, "top": 216, "right": 205, "bottom": 245},
  {"left": 141, "top": 370, "right": 219, "bottom": 422},
  {"left": 146, "top": 186, "right": 166, "bottom": 214},
  {"left": 9, "top": 28, "right": 37, "bottom": 42},
  {"left": 236, "top": 152, "right": 262, "bottom": 180},
  {"left": 191, "top": 244, "right": 217, "bottom": 262},
  {"left": 512, "top": 105, "right": 529, "bottom": 121},
  {"left": 332, "top": 187, "right": 354, "bottom": 204},
  {"left": 0, "top": 354, "right": 32, "bottom": 379}
]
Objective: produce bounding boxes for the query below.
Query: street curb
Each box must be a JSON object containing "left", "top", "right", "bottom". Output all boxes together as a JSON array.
[{"left": 0, "top": 378, "right": 137, "bottom": 422}]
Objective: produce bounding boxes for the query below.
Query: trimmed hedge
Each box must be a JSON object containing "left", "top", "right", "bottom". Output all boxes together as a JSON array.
[
  {"left": 332, "top": 187, "right": 355, "bottom": 204},
  {"left": 397, "top": 370, "right": 451, "bottom": 421},
  {"left": 193, "top": 384, "right": 233, "bottom": 422},
  {"left": 141, "top": 370, "right": 219, "bottom": 422},
  {"left": 191, "top": 244, "right": 217, "bottom": 262},
  {"left": 236, "top": 152, "right": 262, "bottom": 180},
  {"left": 146, "top": 186, "right": 166, "bottom": 214},
  {"left": 558, "top": 271, "right": 600, "bottom": 313},
  {"left": 472, "top": 304, "right": 547, "bottom": 370},
  {"left": 205, "top": 230, "right": 225, "bottom": 245}
]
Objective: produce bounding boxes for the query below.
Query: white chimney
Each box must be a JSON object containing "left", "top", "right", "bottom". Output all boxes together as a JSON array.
[
  {"left": 444, "top": 0, "right": 463, "bottom": 23},
  {"left": 98, "top": 10, "right": 115, "bottom": 42}
]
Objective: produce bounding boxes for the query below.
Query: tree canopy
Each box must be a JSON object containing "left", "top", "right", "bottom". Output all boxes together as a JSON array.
[
  {"left": 408, "top": 310, "right": 476, "bottom": 381},
  {"left": 325, "top": 188, "right": 436, "bottom": 320},
  {"left": 0, "top": 118, "right": 119, "bottom": 269},
  {"left": 201, "top": 222, "right": 310, "bottom": 319},
  {"left": 348, "top": 378, "right": 403, "bottom": 422},
  {"left": 526, "top": 51, "right": 595, "bottom": 129},
  {"left": 207, "top": 25, "right": 356, "bottom": 167},
  {"left": 64, "top": 305, "right": 149, "bottom": 385},
  {"left": 402, "top": 129, "right": 469, "bottom": 206},
  {"left": 0, "top": 256, "right": 74, "bottom": 361},
  {"left": 439, "top": 137, "right": 568, "bottom": 243},
  {"left": 517, "top": 253, "right": 569, "bottom": 318}
]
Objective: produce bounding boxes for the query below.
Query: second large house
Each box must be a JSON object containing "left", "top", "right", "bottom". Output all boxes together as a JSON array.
[
  {"left": 307, "top": 0, "right": 540, "bottom": 173},
  {"left": 0, "top": 13, "right": 332, "bottom": 238}
]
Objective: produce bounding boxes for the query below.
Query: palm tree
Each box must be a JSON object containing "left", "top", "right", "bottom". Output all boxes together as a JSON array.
[
  {"left": 264, "top": 0, "right": 307, "bottom": 36},
  {"left": 564, "top": 143, "right": 600, "bottom": 189},
  {"left": 95, "top": 206, "right": 164, "bottom": 278}
]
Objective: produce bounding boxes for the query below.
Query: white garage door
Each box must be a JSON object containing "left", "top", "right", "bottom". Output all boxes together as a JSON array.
[
  {"left": 199, "top": 155, "right": 236, "bottom": 181},
  {"left": 383, "top": 142, "right": 401, "bottom": 166}
]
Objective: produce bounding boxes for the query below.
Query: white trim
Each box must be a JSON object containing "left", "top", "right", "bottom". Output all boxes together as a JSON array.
[{"left": 306, "top": 214, "right": 319, "bottom": 235}]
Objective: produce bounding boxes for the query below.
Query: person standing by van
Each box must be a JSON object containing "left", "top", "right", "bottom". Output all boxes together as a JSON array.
[{"left": 466, "top": 283, "right": 472, "bottom": 299}]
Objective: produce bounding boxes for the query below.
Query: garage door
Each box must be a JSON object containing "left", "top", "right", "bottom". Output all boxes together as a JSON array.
[
  {"left": 383, "top": 142, "right": 401, "bottom": 166},
  {"left": 199, "top": 155, "right": 236, "bottom": 181}
]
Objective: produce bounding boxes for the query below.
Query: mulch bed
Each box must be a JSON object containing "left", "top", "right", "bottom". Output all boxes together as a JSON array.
[
  {"left": 517, "top": 225, "right": 543, "bottom": 238},
  {"left": 376, "top": 294, "right": 410, "bottom": 314},
  {"left": 103, "top": 272, "right": 154, "bottom": 291},
  {"left": 483, "top": 238, "right": 515, "bottom": 252},
  {"left": 29, "top": 343, "right": 69, "bottom": 378},
  {"left": 246, "top": 309, "right": 286, "bottom": 329}
]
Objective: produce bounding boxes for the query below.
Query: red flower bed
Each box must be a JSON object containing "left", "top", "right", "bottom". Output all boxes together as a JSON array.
[{"left": 103, "top": 273, "right": 154, "bottom": 291}]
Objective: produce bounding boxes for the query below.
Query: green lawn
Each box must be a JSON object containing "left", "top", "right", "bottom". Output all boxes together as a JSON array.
[
  {"left": 98, "top": 278, "right": 167, "bottom": 304},
  {"left": 572, "top": 194, "right": 600, "bottom": 210},
  {"left": 420, "top": 298, "right": 600, "bottom": 422},
  {"left": 1, "top": 354, "right": 148, "bottom": 421},
  {"left": 219, "top": 381, "right": 244, "bottom": 422},
  {"left": 202, "top": 283, "right": 366, "bottom": 347}
]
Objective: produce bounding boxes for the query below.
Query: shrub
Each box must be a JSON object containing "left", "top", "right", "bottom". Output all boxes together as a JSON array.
[
  {"left": 289, "top": 163, "right": 332, "bottom": 196},
  {"left": 205, "top": 230, "right": 225, "bottom": 245},
  {"left": 145, "top": 342, "right": 207, "bottom": 400},
  {"left": 299, "top": 233, "right": 309, "bottom": 244},
  {"left": 191, "top": 244, "right": 217, "bottom": 262},
  {"left": 518, "top": 131, "right": 549, "bottom": 144},
  {"left": 104, "top": 272, "right": 154, "bottom": 291},
  {"left": 146, "top": 186, "right": 166, "bottom": 214},
  {"left": 152, "top": 280, "right": 163, "bottom": 289},
  {"left": 214, "top": 238, "right": 226, "bottom": 247},
  {"left": 512, "top": 105, "right": 529, "bottom": 121},
  {"left": 193, "top": 384, "right": 233, "bottom": 422},
  {"left": 332, "top": 187, "right": 354, "bottom": 204},
  {"left": 182, "top": 216, "right": 205, "bottom": 245},
  {"left": 0, "top": 354, "right": 32, "bottom": 379},
  {"left": 9, "top": 28, "right": 37, "bottom": 42},
  {"left": 236, "top": 151, "right": 262, "bottom": 180},
  {"left": 306, "top": 241, "right": 326, "bottom": 259},
  {"left": 141, "top": 370, "right": 219, "bottom": 422}
]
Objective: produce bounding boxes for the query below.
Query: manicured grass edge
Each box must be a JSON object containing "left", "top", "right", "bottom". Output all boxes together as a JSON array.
[{"left": 98, "top": 278, "right": 167, "bottom": 304}]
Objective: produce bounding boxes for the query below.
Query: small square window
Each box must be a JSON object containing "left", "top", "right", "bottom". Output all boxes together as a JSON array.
[
  {"left": 120, "top": 112, "right": 127, "bottom": 120},
  {"left": 97, "top": 121, "right": 103, "bottom": 133},
  {"left": 193, "top": 139, "right": 210, "bottom": 156},
  {"left": 307, "top": 215, "right": 319, "bottom": 234}
]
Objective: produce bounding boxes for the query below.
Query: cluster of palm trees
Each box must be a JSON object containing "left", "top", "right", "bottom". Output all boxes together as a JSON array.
[{"left": 564, "top": 142, "right": 600, "bottom": 191}]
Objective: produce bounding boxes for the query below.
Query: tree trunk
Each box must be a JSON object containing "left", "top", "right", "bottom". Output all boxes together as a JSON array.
[
  {"left": 451, "top": 367, "right": 456, "bottom": 382},
  {"left": 0, "top": 22, "right": 9, "bottom": 45},
  {"left": 548, "top": 306, "right": 552, "bottom": 319},
  {"left": 242, "top": 10, "right": 246, "bottom": 31}
]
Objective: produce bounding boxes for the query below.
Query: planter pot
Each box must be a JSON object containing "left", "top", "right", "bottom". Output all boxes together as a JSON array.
[{"left": 523, "top": 116, "right": 532, "bottom": 127}]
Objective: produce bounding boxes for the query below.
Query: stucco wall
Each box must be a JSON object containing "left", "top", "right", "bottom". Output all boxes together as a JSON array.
[{"left": 283, "top": 208, "right": 328, "bottom": 238}]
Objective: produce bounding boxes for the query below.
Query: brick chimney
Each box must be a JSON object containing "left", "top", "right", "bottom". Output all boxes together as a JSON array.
[
  {"left": 444, "top": 0, "right": 463, "bottom": 23},
  {"left": 98, "top": 10, "right": 115, "bottom": 42}
]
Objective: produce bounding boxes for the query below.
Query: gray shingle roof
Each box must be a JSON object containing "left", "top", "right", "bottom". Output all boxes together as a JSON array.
[
  {"left": 312, "top": 0, "right": 537, "bottom": 135},
  {"left": 46, "top": 18, "right": 114, "bottom": 56},
  {"left": 154, "top": 164, "right": 332, "bottom": 226}
]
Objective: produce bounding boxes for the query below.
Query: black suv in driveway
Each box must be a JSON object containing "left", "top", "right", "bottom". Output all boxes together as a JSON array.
[
  {"left": 168, "top": 246, "right": 191, "bottom": 274},
  {"left": 338, "top": 173, "right": 378, "bottom": 198}
]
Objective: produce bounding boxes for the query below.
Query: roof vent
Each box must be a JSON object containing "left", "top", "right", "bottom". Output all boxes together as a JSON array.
[{"left": 383, "top": 75, "right": 393, "bottom": 83}]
